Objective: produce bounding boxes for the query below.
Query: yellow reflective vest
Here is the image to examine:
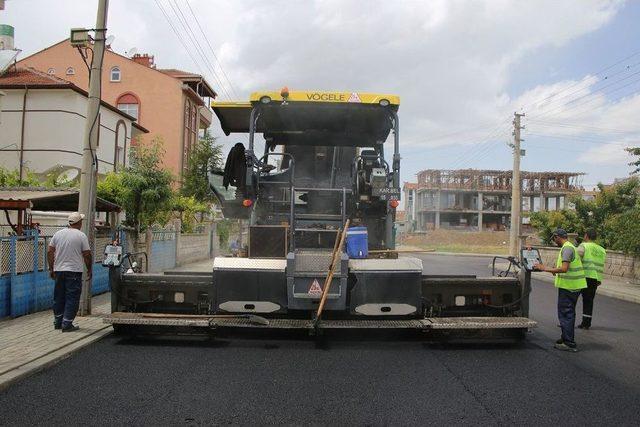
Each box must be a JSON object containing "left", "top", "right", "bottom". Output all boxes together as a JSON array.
[
  {"left": 580, "top": 241, "right": 606, "bottom": 282},
  {"left": 555, "top": 241, "right": 587, "bottom": 290}
]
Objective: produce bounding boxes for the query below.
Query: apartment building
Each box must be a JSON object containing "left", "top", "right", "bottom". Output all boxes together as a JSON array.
[
  {"left": 17, "top": 38, "right": 217, "bottom": 180},
  {"left": 404, "top": 169, "right": 584, "bottom": 231}
]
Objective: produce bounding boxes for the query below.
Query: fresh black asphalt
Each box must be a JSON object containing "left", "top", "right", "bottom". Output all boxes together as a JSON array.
[{"left": 1, "top": 254, "right": 639, "bottom": 425}]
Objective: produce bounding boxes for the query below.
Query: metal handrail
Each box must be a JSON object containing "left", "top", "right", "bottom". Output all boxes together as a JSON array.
[
  {"left": 491, "top": 256, "right": 521, "bottom": 277},
  {"left": 256, "top": 152, "right": 296, "bottom": 251}
]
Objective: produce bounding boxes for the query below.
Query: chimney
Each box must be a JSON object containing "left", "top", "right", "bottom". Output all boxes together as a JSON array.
[{"left": 132, "top": 53, "right": 155, "bottom": 68}]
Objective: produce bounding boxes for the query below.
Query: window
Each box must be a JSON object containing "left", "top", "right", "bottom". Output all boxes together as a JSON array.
[
  {"left": 182, "top": 100, "right": 199, "bottom": 175},
  {"left": 116, "top": 93, "right": 139, "bottom": 120},
  {"left": 47, "top": 68, "right": 55, "bottom": 75},
  {"left": 118, "top": 103, "right": 138, "bottom": 119},
  {"left": 66, "top": 67, "right": 75, "bottom": 75},
  {"left": 110, "top": 66, "right": 121, "bottom": 82}
]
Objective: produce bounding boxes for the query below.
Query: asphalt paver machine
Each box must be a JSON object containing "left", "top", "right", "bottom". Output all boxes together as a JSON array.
[{"left": 104, "top": 89, "right": 536, "bottom": 340}]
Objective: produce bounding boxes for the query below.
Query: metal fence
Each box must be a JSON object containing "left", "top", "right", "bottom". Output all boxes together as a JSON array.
[
  {"left": 0, "top": 229, "right": 125, "bottom": 318},
  {"left": 149, "top": 225, "right": 178, "bottom": 273}
]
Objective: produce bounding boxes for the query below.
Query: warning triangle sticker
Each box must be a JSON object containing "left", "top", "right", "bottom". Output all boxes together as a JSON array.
[
  {"left": 308, "top": 278, "right": 323, "bottom": 296},
  {"left": 347, "top": 92, "right": 361, "bottom": 103}
]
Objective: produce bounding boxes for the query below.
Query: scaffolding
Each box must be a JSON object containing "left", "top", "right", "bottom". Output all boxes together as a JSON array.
[
  {"left": 404, "top": 169, "right": 585, "bottom": 232},
  {"left": 415, "top": 169, "right": 584, "bottom": 193}
]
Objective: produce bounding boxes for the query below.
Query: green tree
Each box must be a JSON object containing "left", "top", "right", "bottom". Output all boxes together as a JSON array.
[
  {"left": 0, "top": 166, "right": 45, "bottom": 187},
  {"left": 530, "top": 177, "right": 640, "bottom": 255},
  {"left": 171, "top": 194, "right": 209, "bottom": 233},
  {"left": 181, "top": 129, "right": 223, "bottom": 203},
  {"left": 627, "top": 147, "right": 640, "bottom": 174},
  {"left": 604, "top": 209, "right": 640, "bottom": 255},
  {"left": 529, "top": 209, "right": 581, "bottom": 244},
  {"left": 97, "top": 137, "right": 174, "bottom": 230}
]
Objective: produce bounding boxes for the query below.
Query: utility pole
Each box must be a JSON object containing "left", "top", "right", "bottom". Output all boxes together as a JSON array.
[
  {"left": 78, "top": 0, "right": 109, "bottom": 315},
  {"left": 509, "top": 112, "right": 525, "bottom": 258}
]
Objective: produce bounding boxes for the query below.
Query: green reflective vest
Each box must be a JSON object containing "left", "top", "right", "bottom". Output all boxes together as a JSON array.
[
  {"left": 580, "top": 241, "right": 606, "bottom": 282},
  {"left": 555, "top": 241, "right": 587, "bottom": 290}
]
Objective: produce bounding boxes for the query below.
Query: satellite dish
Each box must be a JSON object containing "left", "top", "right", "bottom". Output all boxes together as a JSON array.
[
  {"left": 105, "top": 35, "right": 115, "bottom": 46},
  {"left": 126, "top": 47, "right": 138, "bottom": 57},
  {"left": 0, "top": 49, "right": 20, "bottom": 75},
  {"left": 57, "top": 168, "right": 80, "bottom": 184}
]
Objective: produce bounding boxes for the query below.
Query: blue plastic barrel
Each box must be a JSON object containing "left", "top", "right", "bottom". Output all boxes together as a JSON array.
[{"left": 346, "top": 226, "right": 368, "bottom": 259}]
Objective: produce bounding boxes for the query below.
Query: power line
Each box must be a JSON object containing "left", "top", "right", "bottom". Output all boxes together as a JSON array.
[
  {"left": 156, "top": 0, "right": 252, "bottom": 147},
  {"left": 185, "top": 0, "right": 241, "bottom": 100},
  {"left": 542, "top": 82, "right": 640, "bottom": 124},
  {"left": 448, "top": 120, "right": 513, "bottom": 169},
  {"left": 527, "top": 119, "right": 638, "bottom": 135},
  {"left": 527, "top": 133, "right": 637, "bottom": 146},
  {"left": 517, "top": 48, "right": 640, "bottom": 115},
  {"left": 166, "top": 0, "right": 232, "bottom": 100},
  {"left": 153, "top": 0, "right": 208, "bottom": 79},
  {"left": 528, "top": 68, "right": 640, "bottom": 121},
  {"left": 524, "top": 60, "right": 640, "bottom": 118}
]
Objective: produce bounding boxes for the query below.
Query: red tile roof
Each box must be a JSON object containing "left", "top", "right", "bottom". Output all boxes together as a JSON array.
[
  {"left": 158, "top": 68, "right": 201, "bottom": 78},
  {"left": 0, "top": 66, "right": 72, "bottom": 87},
  {"left": 403, "top": 182, "right": 419, "bottom": 190}
]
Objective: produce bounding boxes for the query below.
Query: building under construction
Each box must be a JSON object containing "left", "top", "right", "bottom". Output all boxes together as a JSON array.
[{"left": 403, "top": 169, "right": 584, "bottom": 231}]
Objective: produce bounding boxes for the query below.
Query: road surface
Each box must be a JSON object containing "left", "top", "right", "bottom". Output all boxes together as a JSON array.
[{"left": 1, "top": 254, "right": 639, "bottom": 425}]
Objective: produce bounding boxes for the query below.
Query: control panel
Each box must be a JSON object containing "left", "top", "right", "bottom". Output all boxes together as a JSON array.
[
  {"left": 520, "top": 248, "right": 542, "bottom": 271},
  {"left": 102, "top": 244, "right": 123, "bottom": 267}
]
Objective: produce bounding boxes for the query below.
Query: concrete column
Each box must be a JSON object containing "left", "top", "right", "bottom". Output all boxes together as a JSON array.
[
  {"left": 540, "top": 193, "right": 546, "bottom": 211},
  {"left": 435, "top": 189, "right": 441, "bottom": 229},
  {"left": 530, "top": 196, "right": 535, "bottom": 213},
  {"left": 556, "top": 196, "right": 561, "bottom": 211},
  {"left": 411, "top": 189, "right": 416, "bottom": 221},
  {"left": 477, "top": 192, "right": 483, "bottom": 231}
]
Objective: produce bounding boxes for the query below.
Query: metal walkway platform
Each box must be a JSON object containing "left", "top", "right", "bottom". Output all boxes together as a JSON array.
[{"left": 104, "top": 313, "right": 536, "bottom": 331}]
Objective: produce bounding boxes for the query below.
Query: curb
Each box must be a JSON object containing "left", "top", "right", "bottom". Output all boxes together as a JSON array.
[
  {"left": 426, "top": 251, "right": 505, "bottom": 259},
  {"left": 488, "top": 264, "right": 640, "bottom": 305},
  {"left": 532, "top": 273, "right": 640, "bottom": 305},
  {"left": 0, "top": 325, "right": 112, "bottom": 392}
]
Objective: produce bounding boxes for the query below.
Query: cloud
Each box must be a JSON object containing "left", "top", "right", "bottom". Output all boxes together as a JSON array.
[
  {"left": 3, "top": 0, "right": 630, "bottom": 182},
  {"left": 577, "top": 142, "right": 634, "bottom": 165}
]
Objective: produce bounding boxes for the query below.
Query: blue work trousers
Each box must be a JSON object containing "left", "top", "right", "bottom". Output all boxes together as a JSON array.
[
  {"left": 558, "top": 288, "right": 580, "bottom": 345},
  {"left": 53, "top": 271, "right": 83, "bottom": 327}
]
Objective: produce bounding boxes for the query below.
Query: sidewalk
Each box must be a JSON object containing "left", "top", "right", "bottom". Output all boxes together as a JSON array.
[
  {"left": 490, "top": 260, "right": 640, "bottom": 304},
  {"left": 532, "top": 272, "right": 640, "bottom": 304},
  {"left": 0, "top": 293, "right": 112, "bottom": 390}
]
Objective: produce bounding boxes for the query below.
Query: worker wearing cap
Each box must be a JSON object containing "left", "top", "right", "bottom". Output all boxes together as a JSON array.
[
  {"left": 576, "top": 229, "right": 606, "bottom": 330},
  {"left": 534, "top": 228, "right": 587, "bottom": 352},
  {"left": 47, "top": 212, "right": 92, "bottom": 332}
]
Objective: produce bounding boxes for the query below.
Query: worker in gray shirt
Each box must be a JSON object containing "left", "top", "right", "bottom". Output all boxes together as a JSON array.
[{"left": 47, "top": 212, "right": 92, "bottom": 332}]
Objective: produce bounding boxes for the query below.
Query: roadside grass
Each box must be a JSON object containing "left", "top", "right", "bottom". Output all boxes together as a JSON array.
[
  {"left": 405, "top": 242, "right": 509, "bottom": 255},
  {"left": 398, "top": 230, "right": 510, "bottom": 255}
]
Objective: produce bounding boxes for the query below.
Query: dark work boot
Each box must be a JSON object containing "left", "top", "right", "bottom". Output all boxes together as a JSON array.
[
  {"left": 61, "top": 324, "right": 80, "bottom": 332},
  {"left": 578, "top": 316, "right": 592, "bottom": 330}
]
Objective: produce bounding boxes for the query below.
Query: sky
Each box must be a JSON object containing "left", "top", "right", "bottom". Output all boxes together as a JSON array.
[{"left": 2, "top": 0, "right": 640, "bottom": 190}]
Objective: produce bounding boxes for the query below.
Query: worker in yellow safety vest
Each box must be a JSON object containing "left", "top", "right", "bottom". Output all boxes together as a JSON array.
[
  {"left": 534, "top": 228, "right": 587, "bottom": 352},
  {"left": 576, "top": 229, "right": 606, "bottom": 330}
]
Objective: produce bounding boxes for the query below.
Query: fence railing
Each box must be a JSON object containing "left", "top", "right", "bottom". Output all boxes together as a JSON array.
[
  {"left": 0, "top": 229, "right": 126, "bottom": 318},
  {"left": 1, "top": 222, "right": 218, "bottom": 318}
]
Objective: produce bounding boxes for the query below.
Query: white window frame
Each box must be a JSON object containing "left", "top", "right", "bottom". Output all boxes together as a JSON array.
[
  {"left": 110, "top": 66, "right": 121, "bottom": 82},
  {"left": 0, "top": 91, "right": 5, "bottom": 124},
  {"left": 66, "top": 67, "right": 75, "bottom": 75},
  {"left": 117, "top": 103, "right": 139, "bottom": 120}
]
